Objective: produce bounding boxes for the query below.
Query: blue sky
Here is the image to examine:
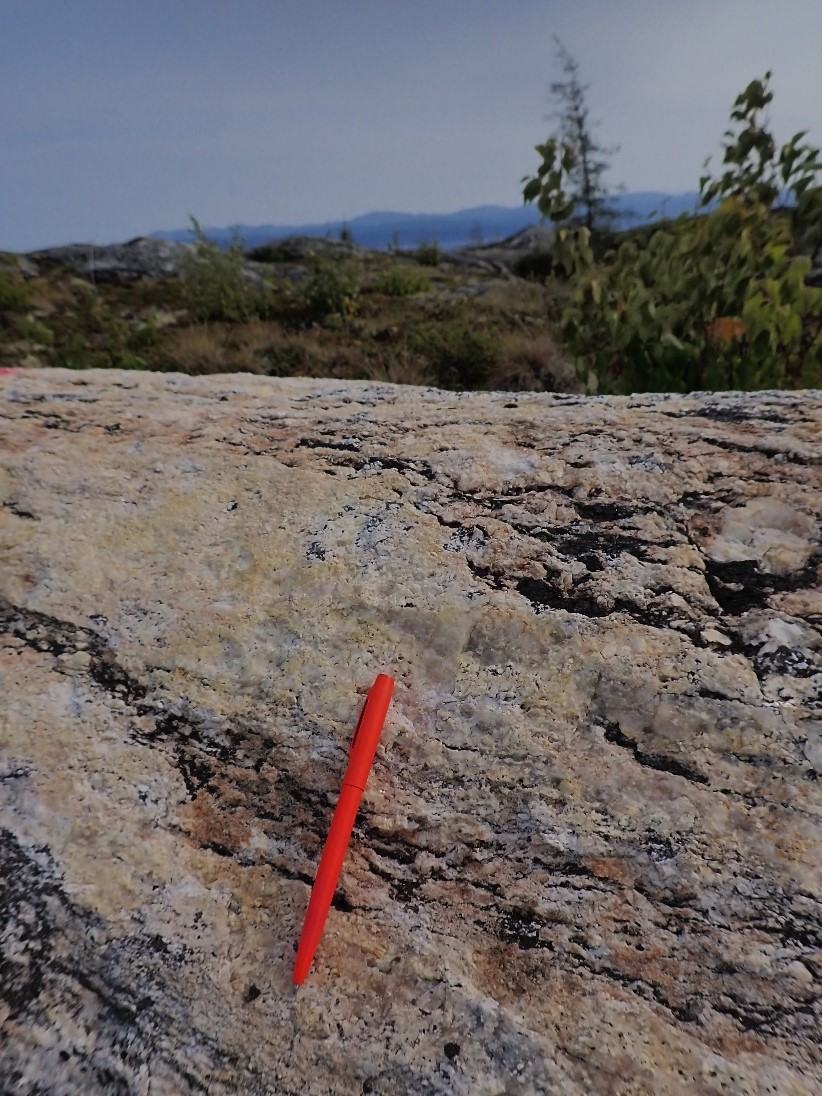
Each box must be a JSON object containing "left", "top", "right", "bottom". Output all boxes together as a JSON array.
[{"left": 3, "top": 0, "right": 821, "bottom": 251}]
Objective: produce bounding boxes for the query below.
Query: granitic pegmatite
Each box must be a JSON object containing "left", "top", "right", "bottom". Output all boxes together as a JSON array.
[{"left": 1, "top": 369, "right": 820, "bottom": 1094}]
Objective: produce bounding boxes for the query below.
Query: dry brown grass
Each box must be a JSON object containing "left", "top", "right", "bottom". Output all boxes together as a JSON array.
[
  {"left": 158, "top": 321, "right": 374, "bottom": 379},
  {"left": 488, "top": 330, "right": 581, "bottom": 392},
  {"left": 476, "top": 280, "right": 553, "bottom": 318},
  {"left": 158, "top": 326, "right": 235, "bottom": 373},
  {"left": 158, "top": 322, "right": 307, "bottom": 374},
  {"left": 26, "top": 277, "right": 79, "bottom": 313},
  {"left": 223, "top": 321, "right": 280, "bottom": 356},
  {"left": 355, "top": 352, "right": 435, "bottom": 387},
  {"left": 3, "top": 251, "right": 585, "bottom": 391}
]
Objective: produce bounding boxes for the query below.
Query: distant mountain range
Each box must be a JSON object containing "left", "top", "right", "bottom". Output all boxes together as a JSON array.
[{"left": 152, "top": 193, "right": 702, "bottom": 253}]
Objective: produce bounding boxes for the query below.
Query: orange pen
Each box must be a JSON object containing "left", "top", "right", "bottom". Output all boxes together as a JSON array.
[{"left": 292, "top": 673, "right": 394, "bottom": 984}]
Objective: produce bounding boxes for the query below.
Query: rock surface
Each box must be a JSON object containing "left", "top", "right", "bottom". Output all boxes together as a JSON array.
[
  {"left": 25, "top": 237, "right": 197, "bottom": 282},
  {"left": 1, "top": 369, "right": 821, "bottom": 1095},
  {"left": 445, "top": 224, "right": 554, "bottom": 275},
  {"left": 24, "top": 236, "right": 274, "bottom": 291},
  {"left": 245, "top": 234, "right": 362, "bottom": 263}
]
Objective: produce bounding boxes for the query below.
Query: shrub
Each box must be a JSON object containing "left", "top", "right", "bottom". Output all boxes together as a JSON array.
[
  {"left": 47, "top": 284, "right": 157, "bottom": 370},
  {"left": 299, "top": 264, "right": 359, "bottom": 324},
  {"left": 372, "top": 268, "right": 432, "bottom": 297},
  {"left": 415, "top": 240, "right": 441, "bottom": 267},
  {"left": 0, "top": 270, "right": 30, "bottom": 312},
  {"left": 527, "top": 72, "right": 822, "bottom": 393},
  {"left": 179, "top": 217, "right": 271, "bottom": 323},
  {"left": 559, "top": 206, "right": 822, "bottom": 391},
  {"left": 17, "top": 317, "right": 54, "bottom": 345},
  {"left": 408, "top": 319, "right": 499, "bottom": 389}
]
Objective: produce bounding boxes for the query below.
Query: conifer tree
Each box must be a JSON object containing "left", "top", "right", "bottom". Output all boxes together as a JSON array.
[{"left": 523, "top": 38, "right": 619, "bottom": 235}]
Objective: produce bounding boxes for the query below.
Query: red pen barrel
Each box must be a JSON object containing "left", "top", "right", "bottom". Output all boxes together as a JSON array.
[
  {"left": 292, "top": 673, "right": 394, "bottom": 985},
  {"left": 292, "top": 784, "right": 362, "bottom": 984},
  {"left": 344, "top": 674, "right": 394, "bottom": 789}
]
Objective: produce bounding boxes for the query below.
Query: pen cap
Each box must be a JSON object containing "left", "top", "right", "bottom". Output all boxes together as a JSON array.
[{"left": 343, "top": 674, "right": 394, "bottom": 790}]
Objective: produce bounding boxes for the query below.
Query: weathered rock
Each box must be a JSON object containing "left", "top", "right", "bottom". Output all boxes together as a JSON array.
[
  {"left": 1, "top": 369, "right": 821, "bottom": 1095},
  {"left": 24, "top": 236, "right": 277, "bottom": 292},
  {"left": 246, "top": 234, "right": 362, "bottom": 263},
  {"left": 24, "top": 237, "right": 197, "bottom": 283},
  {"left": 445, "top": 223, "right": 554, "bottom": 275}
]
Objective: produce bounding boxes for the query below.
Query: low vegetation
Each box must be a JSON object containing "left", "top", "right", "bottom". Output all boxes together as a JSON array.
[
  {"left": 0, "top": 269, "right": 30, "bottom": 313},
  {"left": 0, "top": 234, "right": 576, "bottom": 392},
  {"left": 179, "top": 217, "right": 272, "bottom": 323},
  {"left": 2, "top": 73, "right": 819, "bottom": 395}
]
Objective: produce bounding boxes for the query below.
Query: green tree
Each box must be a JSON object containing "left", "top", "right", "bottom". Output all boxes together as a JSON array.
[
  {"left": 699, "top": 72, "right": 821, "bottom": 210},
  {"left": 537, "top": 72, "right": 822, "bottom": 394},
  {"left": 523, "top": 38, "right": 619, "bottom": 235},
  {"left": 699, "top": 71, "right": 822, "bottom": 269}
]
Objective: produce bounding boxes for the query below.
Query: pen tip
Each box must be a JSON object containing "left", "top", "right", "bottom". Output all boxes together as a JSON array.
[{"left": 292, "top": 957, "right": 309, "bottom": 984}]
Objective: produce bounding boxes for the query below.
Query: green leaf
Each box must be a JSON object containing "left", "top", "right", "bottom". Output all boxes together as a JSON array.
[
  {"left": 523, "top": 178, "right": 541, "bottom": 203},
  {"left": 552, "top": 200, "right": 575, "bottom": 222}
]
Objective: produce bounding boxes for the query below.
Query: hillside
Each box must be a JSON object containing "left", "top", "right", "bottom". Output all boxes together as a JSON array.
[{"left": 151, "top": 194, "right": 701, "bottom": 253}]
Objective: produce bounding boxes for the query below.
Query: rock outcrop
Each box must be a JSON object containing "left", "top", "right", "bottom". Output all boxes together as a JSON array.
[
  {"left": 23, "top": 236, "right": 276, "bottom": 291},
  {"left": 24, "top": 237, "right": 198, "bottom": 283},
  {"left": 1, "top": 369, "right": 820, "bottom": 1094},
  {"left": 245, "top": 234, "right": 362, "bottom": 263},
  {"left": 444, "top": 223, "right": 554, "bottom": 275}
]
